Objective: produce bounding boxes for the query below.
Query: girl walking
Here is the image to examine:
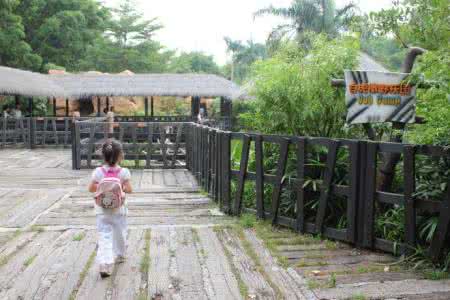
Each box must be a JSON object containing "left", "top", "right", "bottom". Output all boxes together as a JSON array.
[{"left": 88, "top": 139, "right": 132, "bottom": 278}]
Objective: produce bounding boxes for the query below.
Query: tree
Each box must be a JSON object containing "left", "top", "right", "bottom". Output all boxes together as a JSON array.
[
  {"left": 224, "top": 38, "right": 267, "bottom": 83},
  {"left": 367, "top": 0, "right": 450, "bottom": 146},
  {"left": 168, "top": 52, "right": 221, "bottom": 75},
  {"left": 16, "top": 0, "right": 110, "bottom": 71},
  {"left": 80, "top": 38, "right": 172, "bottom": 73},
  {"left": 369, "top": 0, "right": 449, "bottom": 51},
  {"left": 79, "top": 0, "right": 170, "bottom": 73},
  {"left": 108, "top": 0, "right": 163, "bottom": 47},
  {"left": 245, "top": 35, "right": 359, "bottom": 137},
  {"left": 254, "top": 0, "right": 356, "bottom": 46},
  {"left": 0, "top": 0, "right": 42, "bottom": 70}
]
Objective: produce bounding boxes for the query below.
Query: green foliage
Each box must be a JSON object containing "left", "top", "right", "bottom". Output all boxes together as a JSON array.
[
  {"left": 370, "top": 0, "right": 449, "bottom": 51},
  {"left": 246, "top": 34, "right": 358, "bottom": 137},
  {"left": 0, "top": 95, "right": 47, "bottom": 116},
  {"left": 16, "top": 0, "right": 109, "bottom": 71},
  {"left": 108, "top": 0, "right": 163, "bottom": 47},
  {"left": 366, "top": 0, "right": 450, "bottom": 146},
  {"left": 1, "top": 0, "right": 185, "bottom": 74},
  {"left": 406, "top": 50, "right": 450, "bottom": 145},
  {"left": 168, "top": 51, "right": 221, "bottom": 75},
  {"left": 254, "top": 0, "right": 356, "bottom": 48},
  {"left": 239, "top": 214, "right": 257, "bottom": 229},
  {"left": 79, "top": 0, "right": 170, "bottom": 73},
  {"left": 374, "top": 207, "right": 405, "bottom": 244},
  {"left": 224, "top": 38, "right": 267, "bottom": 83},
  {"left": 80, "top": 38, "right": 171, "bottom": 73},
  {"left": 351, "top": 294, "right": 367, "bottom": 300},
  {"left": 0, "top": 0, "right": 42, "bottom": 70},
  {"left": 423, "top": 269, "right": 449, "bottom": 281}
]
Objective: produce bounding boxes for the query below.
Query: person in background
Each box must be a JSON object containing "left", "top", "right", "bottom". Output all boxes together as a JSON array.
[
  {"left": 106, "top": 106, "right": 115, "bottom": 134},
  {"left": 13, "top": 103, "right": 22, "bottom": 118},
  {"left": 101, "top": 107, "right": 108, "bottom": 117},
  {"left": 197, "top": 107, "right": 205, "bottom": 124},
  {"left": 2, "top": 105, "right": 11, "bottom": 118},
  {"left": 72, "top": 111, "right": 81, "bottom": 120}
]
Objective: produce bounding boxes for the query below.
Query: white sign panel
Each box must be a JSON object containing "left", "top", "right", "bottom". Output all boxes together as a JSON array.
[{"left": 345, "top": 70, "right": 416, "bottom": 124}]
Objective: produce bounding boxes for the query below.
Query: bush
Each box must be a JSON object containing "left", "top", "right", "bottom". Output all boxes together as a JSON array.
[{"left": 245, "top": 34, "right": 359, "bottom": 138}]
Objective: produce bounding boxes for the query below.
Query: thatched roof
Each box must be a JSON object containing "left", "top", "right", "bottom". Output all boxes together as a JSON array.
[
  {"left": 0, "top": 66, "right": 246, "bottom": 99},
  {"left": 0, "top": 66, "right": 66, "bottom": 97},
  {"left": 50, "top": 73, "right": 245, "bottom": 99}
]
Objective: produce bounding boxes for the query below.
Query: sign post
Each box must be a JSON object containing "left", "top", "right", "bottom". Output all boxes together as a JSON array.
[{"left": 344, "top": 70, "right": 416, "bottom": 125}]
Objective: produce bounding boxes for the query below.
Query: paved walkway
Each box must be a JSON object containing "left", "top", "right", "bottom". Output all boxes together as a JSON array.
[{"left": 0, "top": 149, "right": 449, "bottom": 300}]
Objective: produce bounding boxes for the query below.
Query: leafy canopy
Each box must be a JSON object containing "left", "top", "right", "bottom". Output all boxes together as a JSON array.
[
  {"left": 224, "top": 37, "right": 267, "bottom": 83},
  {"left": 168, "top": 51, "right": 221, "bottom": 75},
  {"left": 254, "top": 0, "right": 356, "bottom": 48},
  {"left": 243, "top": 34, "right": 359, "bottom": 137},
  {"left": 0, "top": 0, "right": 42, "bottom": 70}
]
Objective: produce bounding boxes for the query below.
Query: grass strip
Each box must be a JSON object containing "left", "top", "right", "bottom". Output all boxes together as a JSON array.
[
  {"left": 138, "top": 229, "right": 152, "bottom": 300},
  {"left": 23, "top": 254, "right": 37, "bottom": 267},
  {"left": 233, "top": 225, "right": 284, "bottom": 299},
  {"left": 214, "top": 226, "right": 249, "bottom": 299},
  {"left": 69, "top": 248, "right": 97, "bottom": 300}
]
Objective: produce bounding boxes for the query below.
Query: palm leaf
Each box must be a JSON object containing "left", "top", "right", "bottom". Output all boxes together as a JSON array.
[{"left": 254, "top": 6, "right": 292, "bottom": 19}]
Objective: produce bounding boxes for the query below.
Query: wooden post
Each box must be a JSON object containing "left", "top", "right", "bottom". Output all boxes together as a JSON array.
[
  {"left": 28, "top": 98, "right": 33, "bottom": 117},
  {"left": 65, "top": 99, "right": 69, "bottom": 117},
  {"left": 222, "top": 132, "right": 231, "bottom": 214},
  {"left": 29, "top": 117, "right": 35, "bottom": 149},
  {"left": 234, "top": 135, "right": 251, "bottom": 216},
  {"left": 220, "top": 97, "right": 232, "bottom": 129},
  {"left": 145, "top": 96, "right": 149, "bottom": 118},
  {"left": 150, "top": 96, "right": 154, "bottom": 117},
  {"left": 97, "top": 97, "right": 101, "bottom": 117},
  {"left": 191, "top": 96, "right": 200, "bottom": 120},
  {"left": 53, "top": 97, "right": 57, "bottom": 117},
  {"left": 106, "top": 96, "right": 110, "bottom": 112}
]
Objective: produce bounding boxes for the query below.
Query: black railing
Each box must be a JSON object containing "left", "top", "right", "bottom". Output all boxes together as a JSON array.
[
  {"left": 114, "top": 115, "right": 194, "bottom": 123},
  {"left": 72, "top": 120, "right": 189, "bottom": 169},
  {"left": 0, "top": 117, "right": 31, "bottom": 147},
  {"left": 186, "top": 123, "right": 450, "bottom": 262}
]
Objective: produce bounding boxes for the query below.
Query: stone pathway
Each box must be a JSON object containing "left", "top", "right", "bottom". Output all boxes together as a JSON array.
[{"left": 0, "top": 149, "right": 449, "bottom": 300}]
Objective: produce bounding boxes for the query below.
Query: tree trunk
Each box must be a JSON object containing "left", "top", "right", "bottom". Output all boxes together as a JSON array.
[{"left": 376, "top": 47, "right": 426, "bottom": 191}]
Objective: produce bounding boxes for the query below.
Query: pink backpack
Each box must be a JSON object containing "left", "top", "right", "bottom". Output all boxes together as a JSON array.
[{"left": 94, "top": 167, "right": 124, "bottom": 209}]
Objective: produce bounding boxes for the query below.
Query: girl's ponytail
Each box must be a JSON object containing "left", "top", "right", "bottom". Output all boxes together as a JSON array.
[{"left": 102, "top": 139, "right": 123, "bottom": 166}]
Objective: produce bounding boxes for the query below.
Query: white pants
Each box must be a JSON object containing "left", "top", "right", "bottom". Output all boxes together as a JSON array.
[{"left": 96, "top": 214, "right": 127, "bottom": 265}]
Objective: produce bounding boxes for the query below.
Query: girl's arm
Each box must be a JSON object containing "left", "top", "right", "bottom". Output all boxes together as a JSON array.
[
  {"left": 88, "top": 181, "right": 98, "bottom": 193},
  {"left": 122, "top": 180, "right": 132, "bottom": 193}
]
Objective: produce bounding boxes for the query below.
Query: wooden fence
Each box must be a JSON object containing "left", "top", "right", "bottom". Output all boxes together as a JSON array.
[
  {"left": 0, "top": 116, "right": 226, "bottom": 149},
  {"left": 72, "top": 120, "right": 188, "bottom": 169},
  {"left": 186, "top": 123, "right": 450, "bottom": 262},
  {"left": 114, "top": 115, "right": 194, "bottom": 123},
  {"left": 0, "top": 117, "right": 96, "bottom": 148},
  {"left": 0, "top": 117, "right": 31, "bottom": 147}
]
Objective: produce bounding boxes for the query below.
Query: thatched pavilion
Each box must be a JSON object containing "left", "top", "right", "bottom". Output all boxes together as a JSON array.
[{"left": 0, "top": 66, "right": 247, "bottom": 124}]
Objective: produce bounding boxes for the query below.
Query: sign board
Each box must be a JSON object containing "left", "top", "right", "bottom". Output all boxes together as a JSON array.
[{"left": 345, "top": 70, "right": 416, "bottom": 124}]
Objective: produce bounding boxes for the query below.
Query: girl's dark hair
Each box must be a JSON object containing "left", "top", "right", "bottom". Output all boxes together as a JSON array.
[{"left": 102, "top": 139, "right": 123, "bottom": 166}]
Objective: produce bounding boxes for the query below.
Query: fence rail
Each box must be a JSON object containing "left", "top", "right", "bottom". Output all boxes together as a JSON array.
[
  {"left": 0, "top": 116, "right": 227, "bottom": 148},
  {"left": 0, "top": 117, "right": 31, "bottom": 147},
  {"left": 186, "top": 124, "right": 450, "bottom": 262},
  {"left": 114, "top": 115, "right": 194, "bottom": 123},
  {"left": 72, "top": 120, "right": 189, "bottom": 169},
  {"left": 0, "top": 117, "right": 98, "bottom": 148}
]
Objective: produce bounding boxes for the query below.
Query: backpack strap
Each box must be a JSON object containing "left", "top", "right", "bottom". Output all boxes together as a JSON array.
[{"left": 101, "top": 166, "right": 122, "bottom": 178}]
